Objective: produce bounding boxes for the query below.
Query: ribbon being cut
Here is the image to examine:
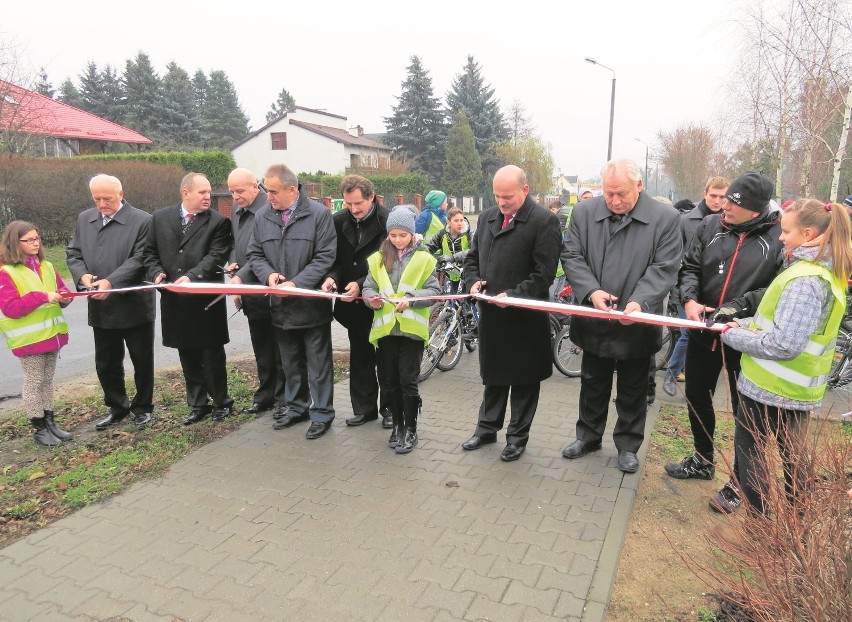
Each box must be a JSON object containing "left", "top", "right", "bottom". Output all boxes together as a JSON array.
[{"left": 65, "top": 282, "right": 728, "bottom": 333}]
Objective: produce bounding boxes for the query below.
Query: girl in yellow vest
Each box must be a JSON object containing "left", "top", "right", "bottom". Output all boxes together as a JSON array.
[
  {"left": 426, "top": 207, "right": 473, "bottom": 276},
  {"left": 0, "top": 221, "right": 73, "bottom": 447},
  {"left": 720, "top": 199, "right": 852, "bottom": 515},
  {"left": 363, "top": 206, "right": 440, "bottom": 453}
]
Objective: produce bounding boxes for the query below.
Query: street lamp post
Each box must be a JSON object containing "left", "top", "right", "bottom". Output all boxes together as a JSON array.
[
  {"left": 634, "top": 138, "right": 649, "bottom": 185},
  {"left": 585, "top": 57, "right": 616, "bottom": 161}
]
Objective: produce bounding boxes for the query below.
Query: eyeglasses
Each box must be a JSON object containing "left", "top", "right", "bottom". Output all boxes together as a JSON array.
[{"left": 19, "top": 237, "right": 42, "bottom": 244}]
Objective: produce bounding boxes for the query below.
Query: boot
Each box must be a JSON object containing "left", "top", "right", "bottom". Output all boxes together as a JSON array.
[
  {"left": 395, "top": 395, "right": 420, "bottom": 454},
  {"left": 44, "top": 410, "right": 72, "bottom": 441},
  {"left": 386, "top": 391, "right": 403, "bottom": 448},
  {"left": 31, "top": 417, "right": 61, "bottom": 447}
]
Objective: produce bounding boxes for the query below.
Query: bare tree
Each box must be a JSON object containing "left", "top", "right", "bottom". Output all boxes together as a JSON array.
[{"left": 657, "top": 123, "right": 718, "bottom": 200}]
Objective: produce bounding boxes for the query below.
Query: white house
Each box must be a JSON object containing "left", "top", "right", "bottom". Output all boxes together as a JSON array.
[{"left": 231, "top": 106, "right": 392, "bottom": 176}]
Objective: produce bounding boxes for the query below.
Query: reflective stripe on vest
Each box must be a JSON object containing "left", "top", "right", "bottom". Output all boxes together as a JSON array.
[
  {"left": 367, "top": 250, "right": 437, "bottom": 346},
  {"left": 740, "top": 260, "right": 846, "bottom": 402},
  {"left": 425, "top": 213, "right": 444, "bottom": 238},
  {"left": 0, "top": 262, "right": 69, "bottom": 350}
]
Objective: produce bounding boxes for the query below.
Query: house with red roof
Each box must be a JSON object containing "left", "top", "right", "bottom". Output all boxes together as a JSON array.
[
  {"left": 0, "top": 80, "right": 152, "bottom": 156},
  {"left": 231, "top": 106, "right": 391, "bottom": 176}
]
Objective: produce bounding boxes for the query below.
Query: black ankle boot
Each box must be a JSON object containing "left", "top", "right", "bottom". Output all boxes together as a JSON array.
[
  {"left": 43, "top": 410, "right": 72, "bottom": 441},
  {"left": 31, "top": 417, "right": 61, "bottom": 447},
  {"left": 395, "top": 395, "right": 420, "bottom": 454},
  {"left": 386, "top": 391, "right": 402, "bottom": 448}
]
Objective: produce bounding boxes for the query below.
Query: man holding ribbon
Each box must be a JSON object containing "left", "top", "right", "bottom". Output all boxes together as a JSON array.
[
  {"left": 461, "top": 165, "right": 561, "bottom": 462},
  {"left": 561, "top": 159, "right": 682, "bottom": 473}
]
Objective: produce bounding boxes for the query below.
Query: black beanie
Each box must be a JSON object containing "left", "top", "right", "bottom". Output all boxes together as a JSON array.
[
  {"left": 673, "top": 199, "right": 695, "bottom": 213},
  {"left": 726, "top": 172, "right": 774, "bottom": 213}
]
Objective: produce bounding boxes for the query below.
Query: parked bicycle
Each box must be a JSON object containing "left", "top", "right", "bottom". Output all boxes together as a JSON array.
[
  {"left": 418, "top": 261, "right": 480, "bottom": 382},
  {"left": 549, "top": 284, "right": 582, "bottom": 377},
  {"left": 827, "top": 295, "right": 852, "bottom": 393}
]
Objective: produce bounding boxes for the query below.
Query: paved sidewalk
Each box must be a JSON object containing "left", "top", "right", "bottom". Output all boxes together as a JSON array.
[{"left": 0, "top": 351, "right": 655, "bottom": 622}]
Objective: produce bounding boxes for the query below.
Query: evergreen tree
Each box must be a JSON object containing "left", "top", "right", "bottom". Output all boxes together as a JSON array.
[
  {"left": 99, "top": 64, "right": 125, "bottom": 125},
  {"left": 123, "top": 52, "right": 164, "bottom": 146},
  {"left": 384, "top": 55, "right": 447, "bottom": 184},
  {"left": 446, "top": 56, "right": 508, "bottom": 185},
  {"left": 441, "top": 110, "right": 481, "bottom": 196},
  {"left": 78, "top": 62, "right": 109, "bottom": 118},
  {"left": 266, "top": 87, "right": 296, "bottom": 122},
  {"left": 161, "top": 61, "right": 200, "bottom": 148},
  {"left": 198, "top": 70, "right": 250, "bottom": 149},
  {"left": 33, "top": 67, "right": 54, "bottom": 98},
  {"left": 57, "top": 78, "right": 84, "bottom": 109}
]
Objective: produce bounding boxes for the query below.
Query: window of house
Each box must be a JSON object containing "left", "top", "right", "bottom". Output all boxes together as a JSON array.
[{"left": 271, "top": 132, "right": 287, "bottom": 150}]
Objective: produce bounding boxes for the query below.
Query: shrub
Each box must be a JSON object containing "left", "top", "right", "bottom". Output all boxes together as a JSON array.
[
  {"left": 298, "top": 172, "right": 430, "bottom": 202},
  {"left": 76, "top": 150, "right": 235, "bottom": 189}
]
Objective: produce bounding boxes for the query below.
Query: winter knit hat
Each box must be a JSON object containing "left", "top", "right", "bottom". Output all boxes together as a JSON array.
[
  {"left": 386, "top": 206, "right": 416, "bottom": 235},
  {"left": 726, "top": 172, "right": 775, "bottom": 213},
  {"left": 424, "top": 190, "right": 447, "bottom": 209},
  {"left": 673, "top": 199, "right": 695, "bottom": 213},
  {"left": 843, "top": 195, "right": 852, "bottom": 209}
]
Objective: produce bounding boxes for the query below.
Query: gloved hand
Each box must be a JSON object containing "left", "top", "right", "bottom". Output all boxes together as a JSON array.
[
  {"left": 438, "top": 255, "right": 452, "bottom": 264},
  {"left": 709, "top": 302, "right": 746, "bottom": 324}
]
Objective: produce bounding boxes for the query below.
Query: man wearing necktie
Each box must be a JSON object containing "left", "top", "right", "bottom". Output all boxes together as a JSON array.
[
  {"left": 246, "top": 164, "right": 337, "bottom": 440},
  {"left": 66, "top": 174, "right": 156, "bottom": 430},
  {"left": 144, "top": 172, "right": 235, "bottom": 425},
  {"left": 225, "top": 168, "right": 286, "bottom": 418},
  {"left": 561, "top": 159, "right": 682, "bottom": 474},
  {"left": 461, "top": 165, "right": 562, "bottom": 462}
]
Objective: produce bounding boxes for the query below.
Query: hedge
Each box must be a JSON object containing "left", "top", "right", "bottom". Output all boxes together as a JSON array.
[
  {"left": 298, "top": 172, "right": 431, "bottom": 200},
  {"left": 76, "top": 150, "right": 235, "bottom": 189}
]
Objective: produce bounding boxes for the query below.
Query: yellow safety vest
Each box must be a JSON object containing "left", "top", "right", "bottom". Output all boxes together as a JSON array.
[
  {"left": 441, "top": 232, "right": 470, "bottom": 282},
  {"left": 425, "top": 213, "right": 444, "bottom": 238},
  {"left": 367, "top": 250, "right": 436, "bottom": 346},
  {"left": 740, "top": 260, "right": 846, "bottom": 402},
  {"left": 555, "top": 205, "right": 573, "bottom": 279},
  {"left": 0, "top": 262, "right": 68, "bottom": 350}
]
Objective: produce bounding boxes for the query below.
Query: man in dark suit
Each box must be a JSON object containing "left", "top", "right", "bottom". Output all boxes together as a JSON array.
[
  {"left": 225, "top": 167, "right": 286, "bottom": 417},
  {"left": 144, "top": 172, "right": 235, "bottom": 425},
  {"left": 66, "top": 174, "right": 156, "bottom": 429},
  {"left": 462, "top": 165, "right": 562, "bottom": 462},
  {"left": 321, "top": 175, "right": 391, "bottom": 428}
]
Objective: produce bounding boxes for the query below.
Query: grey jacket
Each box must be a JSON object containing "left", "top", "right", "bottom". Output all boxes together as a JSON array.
[
  {"left": 66, "top": 201, "right": 155, "bottom": 329},
  {"left": 561, "top": 192, "right": 683, "bottom": 358},
  {"left": 246, "top": 186, "right": 337, "bottom": 330}
]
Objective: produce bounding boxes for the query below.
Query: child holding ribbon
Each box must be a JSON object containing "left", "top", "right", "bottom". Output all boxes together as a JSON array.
[
  {"left": 363, "top": 207, "right": 440, "bottom": 454},
  {"left": 0, "top": 221, "right": 73, "bottom": 446},
  {"left": 720, "top": 198, "right": 852, "bottom": 514}
]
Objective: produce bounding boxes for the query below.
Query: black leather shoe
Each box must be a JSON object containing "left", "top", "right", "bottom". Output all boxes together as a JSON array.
[
  {"left": 211, "top": 405, "right": 234, "bottom": 421},
  {"left": 561, "top": 439, "right": 602, "bottom": 459},
  {"left": 617, "top": 450, "right": 640, "bottom": 473},
  {"left": 244, "top": 402, "right": 273, "bottom": 415},
  {"left": 380, "top": 408, "right": 394, "bottom": 429},
  {"left": 345, "top": 413, "right": 378, "bottom": 427},
  {"left": 647, "top": 394, "right": 656, "bottom": 405},
  {"left": 462, "top": 433, "right": 497, "bottom": 451},
  {"left": 95, "top": 411, "right": 129, "bottom": 431},
  {"left": 500, "top": 444, "right": 526, "bottom": 462},
  {"left": 272, "top": 404, "right": 289, "bottom": 420},
  {"left": 272, "top": 412, "right": 309, "bottom": 430},
  {"left": 183, "top": 408, "right": 209, "bottom": 426},
  {"left": 305, "top": 421, "right": 331, "bottom": 439},
  {"left": 133, "top": 411, "right": 152, "bottom": 427}
]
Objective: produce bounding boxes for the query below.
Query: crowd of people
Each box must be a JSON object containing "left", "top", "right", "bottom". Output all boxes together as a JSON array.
[{"left": 1, "top": 158, "right": 849, "bottom": 516}]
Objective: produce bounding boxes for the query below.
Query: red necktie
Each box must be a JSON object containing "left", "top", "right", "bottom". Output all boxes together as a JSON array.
[
  {"left": 186, "top": 213, "right": 194, "bottom": 223},
  {"left": 502, "top": 214, "right": 511, "bottom": 229}
]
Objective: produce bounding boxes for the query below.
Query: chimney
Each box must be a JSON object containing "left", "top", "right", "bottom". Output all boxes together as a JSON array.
[{"left": 357, "top": 125, "right": 363, "bottom": 137}]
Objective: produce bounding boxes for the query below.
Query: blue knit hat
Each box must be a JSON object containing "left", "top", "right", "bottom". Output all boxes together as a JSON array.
[{"left": 424, "top": 190, "right": 447, "bottom": 209}]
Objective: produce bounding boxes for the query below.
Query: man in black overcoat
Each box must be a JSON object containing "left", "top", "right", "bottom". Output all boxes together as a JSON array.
[
  {"left": 321, "top": 174, "right": 391, "bottom": 428},
  {"left": 144, "top": 172, "right": 235, "bottom": 425},
  {"left": 462, "top": 165, "right": 562, "bottom": 462},
  {"left": 66, "top": 174, "right": 156, "bottom": 429}
]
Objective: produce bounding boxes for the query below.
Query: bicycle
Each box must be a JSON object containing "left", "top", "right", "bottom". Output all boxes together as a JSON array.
[
  {"left": 418, "top": 261, "right": 480, "bottom": 382},
  {"left": 549, "top": 284, "right": 582, "bottom": 377},
  {"left": 827, "top": 295, "right": 852, "bottom": 393}
]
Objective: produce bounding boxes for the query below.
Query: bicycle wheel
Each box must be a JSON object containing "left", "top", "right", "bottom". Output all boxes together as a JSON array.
[
  {"left": 419, "top": 307, "right": 453, "bottom": 382},
  {"left": 828, "top": 324, "right": 852, "bottom": 391},
  {"left": 462, "top": 302, "right": 479, "bottom": 352},
  {"left": 437, "top": 313, "right": 463, "bottom": 371},
  {"left": 553, "top": 325, "right": 582, "bottom": 377}
]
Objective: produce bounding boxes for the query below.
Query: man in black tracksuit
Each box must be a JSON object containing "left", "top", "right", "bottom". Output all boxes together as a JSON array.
[
  {"left": 671, "top": 172, "right": 784, "bottom": 513},
  {"left": 321, "top": 175, "right": 391, "bottom": 428}
]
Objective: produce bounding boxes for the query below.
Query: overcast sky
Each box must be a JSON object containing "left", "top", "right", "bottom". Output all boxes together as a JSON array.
[{"left": 4, "top": 0, "right": 746, "bottom": 179}]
